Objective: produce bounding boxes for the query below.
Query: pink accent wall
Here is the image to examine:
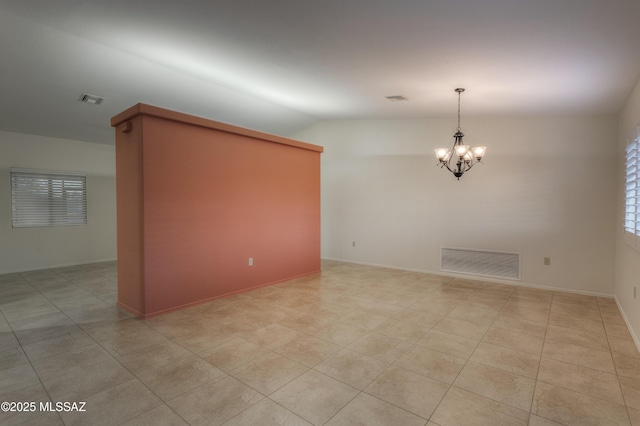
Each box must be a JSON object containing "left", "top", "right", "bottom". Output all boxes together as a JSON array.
[{"left": 112, "top": 104, "right": 323, "bottom": 318}]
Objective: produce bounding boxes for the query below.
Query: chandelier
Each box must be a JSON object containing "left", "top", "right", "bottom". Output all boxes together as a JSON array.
[{"left": 435, "top": 88, "right": 486, "bottom": 179}]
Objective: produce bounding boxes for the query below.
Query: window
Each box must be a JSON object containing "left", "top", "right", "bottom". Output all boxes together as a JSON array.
[
  {"left": 11, "top": 168, "right": 87, "bottom": 228},
  {"left": 626, "top": 134, "right": 640, "bottom": 248}
]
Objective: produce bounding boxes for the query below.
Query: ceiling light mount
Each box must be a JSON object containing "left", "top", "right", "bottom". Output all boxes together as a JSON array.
[
  {"left": 78, "top": 93, "right": 105, "bottom": 105},
  {"left": 434, "top": 88, "right": 486, "bottom": 180}
]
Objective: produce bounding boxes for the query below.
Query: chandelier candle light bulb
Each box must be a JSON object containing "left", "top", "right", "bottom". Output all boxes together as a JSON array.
[{"left": 435, "top": 88, "right": 487, "bottom": 179}]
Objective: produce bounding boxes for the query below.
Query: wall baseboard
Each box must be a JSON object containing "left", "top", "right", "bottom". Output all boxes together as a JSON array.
[
  {"left": 321, "top": 257, "right": 614, "bottom": 299},
  {"left": 0, "top": 258, "right": 117, "bottom": 275},
  {"left": 615, "top": 295, "right": 640, "bottom": 354}
]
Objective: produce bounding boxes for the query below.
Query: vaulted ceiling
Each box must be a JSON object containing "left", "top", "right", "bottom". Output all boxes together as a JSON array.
[{"left": 1, "top": 0, "right": 639, "bottom": 144}]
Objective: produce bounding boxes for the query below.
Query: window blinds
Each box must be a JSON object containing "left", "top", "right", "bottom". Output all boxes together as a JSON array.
[
  {"left": 11, "top": 169, "right": 87, "bottom": 228},
  {"left": 625, "top": 138, "right": 639, "bottom": 242}
]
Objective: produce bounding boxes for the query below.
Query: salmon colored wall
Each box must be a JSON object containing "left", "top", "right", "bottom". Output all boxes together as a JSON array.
[
  {"left": 115, "top": 115, "right": 145, "bottom": 316},
  {"left": 112, "top": 104, "right": 322, "bottom": 317}
]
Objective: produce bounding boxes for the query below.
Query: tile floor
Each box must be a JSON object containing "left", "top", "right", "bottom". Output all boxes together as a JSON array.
[{"left": 1, "top": 260, "right": 639, "bottom": 425}]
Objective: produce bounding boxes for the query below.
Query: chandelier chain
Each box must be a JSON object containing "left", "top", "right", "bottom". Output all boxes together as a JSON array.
[{"left": 457, "top": 90, "right": 461, "bottom": 131}]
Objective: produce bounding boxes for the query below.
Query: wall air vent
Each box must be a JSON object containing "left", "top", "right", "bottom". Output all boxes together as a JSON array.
[
  {"left": 385, "top": 95, "right": 408, "bottom": 102},
  {"left": 440, "top": 247, "right": 520, "bottom": 280},
  {"left": 78, "top": 93, "right": 105, "bottom": 105}
]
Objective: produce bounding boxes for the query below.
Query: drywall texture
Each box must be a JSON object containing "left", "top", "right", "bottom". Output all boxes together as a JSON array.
[
  {"left": 0, "top": 130, "right": 116, "bottom": 273},
  {"left": 294, "top": 115, "right": 617, "bottom": 295},
  {"left": 113, "top": 104, "right": 322, "bottom": 317},
  {"left": 616, "top": 75, "right": 640, "bottom": 344}
]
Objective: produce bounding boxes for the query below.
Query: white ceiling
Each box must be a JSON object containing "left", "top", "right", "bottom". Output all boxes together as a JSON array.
[{"left": 1, "top": 0, "right": 639, "bottom": 144}]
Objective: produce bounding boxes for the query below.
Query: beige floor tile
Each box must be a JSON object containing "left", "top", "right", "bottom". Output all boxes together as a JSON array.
[
  {"left": 621, "top": 376, "right": 640, "bottom": 411},
  {"left": 503, "top": 298, "right": 551, "bottom": 314},
  {"left": 392, "top": 308, "right": 443, "bottom": 328},
  {"left": 416, "top": 330, "right": 479, "bottom": 359},
  {"left": 614, "top": 353, "right": 640, "bottom": 379},
  {"left": 42, "top": 357, "right": 134, "bottom": 401},
  {"left": 243, "top": 323, "right": 304, "bottom": 349},
  {"left": 364, "top": 365, "right": 449, "bottom": 419},
  {"left": 223, "top": 398, "right": 312, "bottom": 426},
  {"left": 80, "top": 317, "right": 150, "bottom": 342},
  {"left": 509, "top": 288, "right": 554, "bottom": 303},
  {"left": 499, "top": 304, "right": 550, "bottom": 324},
  {"left": 470, "top": 342, "right": 540, "bottom": 379},
  {"left": 548, "top": 312, "right": 605, "bottom": 334},
  {"left": 168, "top": 375, "right": 263, "bottom": 426},
  {"left": 232, "top": 352, "right": 308, "bottom": 395},
  {"left": 550, "top": 300, "right": 601, "bottom": 320},
  {"left": 528, "top": 414, "right": 564, "bottom": 425},
  {"left": 0, "top": 383, "right": 52, "bottom": 424},
  {"left": 120, "top": 404, "right": 189, "bottom": 426},
  {"left": 603, "top": 311, "right": 627, "bottom": 326},
  {"left": 609, "top": 335, "right": 640, "bottom": 358},
  {"left": 309, "top": 322, "right": 368, "bottom": 346},
  {"left": 0, "top": 331, "right": 19, "bottom": 353},
  {"left": 545, "top": 324, "right": 610, "bottom": 352},
  {"left": 542, "top": 339, "right": 615, "bottom": 373},
  {"left": 372, "top": 318, "right": 429, "bottom": 343},
  {"left": 395, "top": 345, "right": 465, "bottom": 384},
  {"left": 532, "top": 381, "right": 630, "bottom": 426},
  {"left": 447, "top": 305, "right": 500, "bottom": 326},
  {"left": 274, "top": 335, "right": 341, "bottom": 367},
  {"left": 170, "top": 326, "right": 237, "bottom": 354},
  {"left": 10, "top": 311, "right": 81, "bottom": 346},
  {"left": 314, "top": 348, "right": 389, "bottom": 389},
  {"left": 339, "top": 310, "right": 390, "bottom": 331},
  {"left": 358, "top": 300, "right": 404, "bottom": 317},
  {"left": 630, "top": 408, "right": 640, "bottom": 426},
  {"left": 408, "top": 297, "right": 460, "bottom": 316},
  {"left": 98, "top": 328, "right": 169, "bottom": 357},
  {"left": 552, "top": 292, "right": 598, "bottom": 308},
  {"left": 0, "top": 346, "right": 29, "bottom": 372},
  {"left": 347, "top": 332, "right": 412, "bottom": 364},
  {"left": 199, "top": 337, "right": 269, "bottom": 373},
  {"left": 60, "top": 379, "right": 163, "bottom": 426},
  {"left": 453, "top": 361, "right": 535, "bottom": 411},
  {"left": 138, "top": 355, "right": 225, "bottom": 400},
  {"left": 278, "top": 312, "right": 337, "bottom": 334},
  {"left": 31, "top": 343, "right": 114, "bottom": 381},
  {"left": 431, "top": 316, "right": 489, "bottom": 340},
  {"left": 325, "top": 392, "right": 426, "bottom": 426},
  {"left": 1, "top": 296, "right": 61, "bottom": 323},
  {"left": 606, "top": 322, "right": 634, "bottom": 340},
  {"left": 270, "top": 370, "right": 359, "bottom": 425},
  {"left": 538, "top": 357, "right": 624, "bottom": 404},
  {"left": 482, "top": 327, "right": 544, "bottom": 354},
  {"left": 145, "top": 316, "right": 209, "bottom": 340},
  {"left": 492, "top": 314, "right": 547, "bottom": 338},
  {"left": 431, "top": 386, "right": 529, "bottom": 426},
  {"left": 0, "top": 410, "right": 64, "bottom": 426},
  {"left": 117, "top": 340, "right": 193, "bottom": 376},
  {"left": 22, "top": 330, "right": 95, "bottom": 362}
]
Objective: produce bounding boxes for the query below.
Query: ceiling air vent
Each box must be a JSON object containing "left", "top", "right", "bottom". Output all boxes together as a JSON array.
[
  {"left": 385, "top": 95, "right": 408, "bottom": 102},
  {"left": 78, "top": 93, "right": 105, "bottom": 105}
]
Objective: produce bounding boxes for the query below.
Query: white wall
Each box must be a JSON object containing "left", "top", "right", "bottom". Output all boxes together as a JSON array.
[
  {"left": 294, "top": 115, "right": 617, "bottom": 295},
  {"left": 615, "top": 75, "right": 640, "bottom": 344},
  {"left": 0, "top": 131, "right": 116, "bottom": 273}
]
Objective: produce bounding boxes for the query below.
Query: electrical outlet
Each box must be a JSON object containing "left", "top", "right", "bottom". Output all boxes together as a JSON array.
[
  {"left": 248, "top": 258, "right": 253, "bottom": 266},
  {"left": 544, "top": 257, "right": 551, "bottom": 266}
]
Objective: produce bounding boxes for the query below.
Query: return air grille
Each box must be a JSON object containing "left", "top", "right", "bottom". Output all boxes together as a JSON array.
[{"left": 440, "top": 247, "right": 520, "bottom": 280}]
